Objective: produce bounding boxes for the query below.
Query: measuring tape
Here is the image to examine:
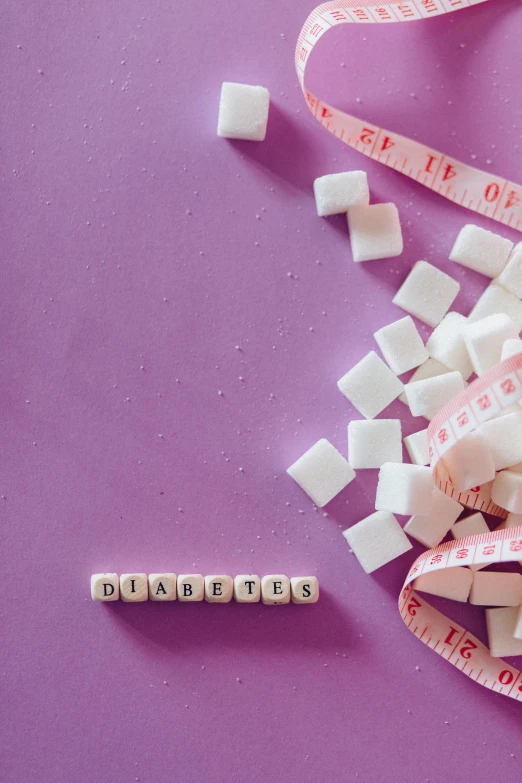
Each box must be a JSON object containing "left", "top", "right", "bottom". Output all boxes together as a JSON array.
[
  {"left": 398, "top": 354, "right": 522, "bottom": 700},
  {"left": 295, "top": 0, "right": 522, "bottom": 231}
]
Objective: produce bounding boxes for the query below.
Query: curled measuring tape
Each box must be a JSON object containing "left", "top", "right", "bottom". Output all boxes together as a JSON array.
[
  {"left": 400, "top": 354, "right": 522, "bottom": 701},
  {"left": 295, "top": 0, "right": 522, "bottom": 231}
]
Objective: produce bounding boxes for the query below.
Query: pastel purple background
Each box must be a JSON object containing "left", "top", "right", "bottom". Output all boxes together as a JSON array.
[{"left": 3, "top": 1, "right": 522, "bottom": 780}]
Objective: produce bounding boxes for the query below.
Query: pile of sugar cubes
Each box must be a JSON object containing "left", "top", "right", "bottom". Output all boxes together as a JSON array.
[
  {"left": 215, "top": 81, "right": 522, "bottom": 656},
  {"left": 287, "top": 170, "right": 522, "bottom": 658},
  {"left": 92, "top": 573, "right": 319, "bottom": 605}
]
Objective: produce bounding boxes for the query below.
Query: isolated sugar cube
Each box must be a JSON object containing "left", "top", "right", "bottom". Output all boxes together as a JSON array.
[
  {"left": 470, "top": 572, "right": 522, "bottom": 607},
  {"left": 425, "top": 312, "right": 473, "bottom": 380},
  {"left": 404, "top": 488, "right": 463, "bottom": 548},
  {"left": 348, "top": 419, "right": 402, "bottom": 469},
  {"left": 443, "top": 431, "right": 496, "bottom": 492},
  {"left": 497, "top": 243, "right": 522, "bottom": 298},
  {"left": 337, "top": 351, "right": 403, "bottom": 419},
  {"left": 373, "top": 316, "right": 428, "bottom": 375},
  {"left": 486, "top": 606, "right": 522, "bottom": 657},
  {"left": 404, "top": 429, "right": 429, "bottom": 466},
  {"left": 404, "top": 371, "right": 464, "bottom": 419},
  {"left": 313, "top": 171, "right": 369, "bottom": 217},
  {"left": 347, "top": 203, "right": 403, "bottom": 262},
  {"left": 414, "top": 566, "right": 472, "bottom": 602},
  {"left": 491, "top": 470, "right": 522, "bottom": 513},
  {"left": 501, "top": 338, "right": 522, "bottom": 360},
  {"left": 399, "top": 358, "right": 451, "bottom": 406},
  {"left": 451, "top": 512, "right": 490, "bottom": 571},
  {"left": 392, "top": 261, "right": 460, "bottom": 328},
  {"left": 462, "top": 313, "right": 519, "bottom": 376},
  {"left": 342, "top": 510, "right": 412, "bottom": 573},
  {"left": 449, "top": 224, "right": 513, "bottom": 278},
  {"left": 468, "top": 284, "right": 522, "bottom": 331},
  {"left": 287, "top": 438, "right": 355, "bottom": 507},
  {"left": 478, "top": 412, "right": 522, "bottom": 470},
  {"left": 375, "top": 462, "right": 434, "bottom": 516},
  {"left": 217, "top": 82, "right": 270, "bottom": 141}
]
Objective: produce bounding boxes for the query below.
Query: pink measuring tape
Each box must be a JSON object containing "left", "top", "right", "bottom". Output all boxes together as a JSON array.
[
  {"left": 295, "top": 0, "right": 522, "bottom": 231},
  {"left": 295, "top": 1, "right": 522, "bottom": 696}
]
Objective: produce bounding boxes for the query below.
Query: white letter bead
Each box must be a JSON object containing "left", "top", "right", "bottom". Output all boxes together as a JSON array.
[
  {"left": 233, "top": 574, "right": 261, "bottom": 603},
  {"left": 217, "top": 82, "right": 269, "bottom": 141},
  {"left": 404, "top": 371, "right": 464, "bottom": 419},
  {"left": 348, "top": 419, "right": 402, "bottom": 469},
  {"left": 373, "top": 316, "right": 428, "bottom": 375},
  {"left": 414, "top": 567, "right": 472, "bottom": 602},
  {"left": 290, "top": 576, "right": 319, "bottom": 604},
  {"left": 478, "top": 412, "right": 522, "bottom": 470},
  {"left": 261, "top": 575, "right": 290, "bottom": 605},
  {"left": 425, "top": 312, "right": 473, "bottom": 380},
  {"left": 287, "top": 438, "right": 355, "bottom": 507},
  {"left": 205, "top": 575, "right": 233, "bottom": 603},
  {"left": 470, "top": 572, "right": 522, "bottom": 607},
  {"left": 491, "top": 470, "right": 522, "bottom": 513},
  {"left": 337, "top": 351, "right": 403, "bottom": 419},
  {"left": 497, "top": 243, "right": 522, "bottom": 298},
  {"left": 449, "top": 224, "right": 513, "bottom": 278},
  {"left": 487, "top": 607, "right": 522, "bottom": 656},
  {"left": 148, "top": 573, "right": 177, "bottom": 601},
  {"left": 501, "top": 338, "right": 522, "bottom": 360},
  {"left": 177, "top": 574, "right": 204, "bottom": 602},
  {"left": 404, "top": 429, "right": 430, "bottom": 466},
  {"left": 342, "top": 511, "right": 412, "bottom": 573},
  {"left": 347, "top": 203, "right": 403, "bottom": 262},
  {"left": 451, "top": 512, "right": 490, "bottom": 571},
  {"left": 463, "top": 313, "right": 519, "bottom": 376},
  {"left": 468, "top": 284, "right": 522, "bottom": 331},
  {"left": 91, "top": 573, "right": 120, "bottom": 602},
  {"left": 404, "top": 488, "right": 463, "bottom": 548},
  {"left": 313, "top": 171, "right": 369, "bottom": 217},
  {"left": 120, "top": 573, "right": 148, "bottom": 602},
  {"left": 392, "top": 261, "right": 460, "bottom": 328},
  {"left": 375, "top": 463, "right": 434, "bottom": 516},
  {"left": 443, "top": 431, "right": 496, "bottom": 492}
]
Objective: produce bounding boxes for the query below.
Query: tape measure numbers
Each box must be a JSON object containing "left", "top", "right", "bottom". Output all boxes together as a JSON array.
[{"left": 295, "top": 0, "right": 522, "bottom": 231}]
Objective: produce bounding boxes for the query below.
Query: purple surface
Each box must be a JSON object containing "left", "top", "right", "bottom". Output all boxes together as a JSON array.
[{"left": 2, "top": 1, "right": 522, "bottom": 780}]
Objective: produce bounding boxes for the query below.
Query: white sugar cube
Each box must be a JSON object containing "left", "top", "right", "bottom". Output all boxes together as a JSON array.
[
  {"left": 404, "top": 488, "right": 463, "bottom": 548},
  {"left": 443, "top": 431, "right": 496, "bottom": 492},
  {"left": 414, "top": 566, "right": 472, "bottom": 603},
  {"left": 375, "top": 462, "right": 434, "bottom": 516},
  {"left": 478, "top": 412, "right": 522, "bottom": 470},
  {"left": 470, "top": 572, "right": 522, "bottom": 607},
  {"left": 404, "top": 429, "right": 429, "bottom": 466},
  {"left": 497, "top": 243, "right": 522, "bottom": 298},
  {"left": 491, "top": 470, "right": 522, "bottom": 513},
  {"left": 451, "top": 512, "right": 490, "bottom": 571},
  {"left": 392, "top": 261, "right": 460, "bottom": 328},
  {"left": 425, "top": 312, "right": 473, "bottom": 380},
  {"left": 337, "top": 351, "right": 403, "bottom": 419},
  {"left": 486, "top": 606, "right": 522, "bottom": 657},
  {"left": 342, "top": 511, "right": 412, "bottom": 573},
  {"left": 313, "top": 171, "right": 369, "bottom": 217},
  {"left": 468, "top": 284, "right": 522, "bottom": 331},
  {"left": 217, "top": 82, "right": 270, "bottom": 141},
  {"left": 449, "top": 224, "right": 513, "bottom": 278},
  {"left": 501, "top": 338, "right": 522, "bottom": 360},
  {"left": 515, "top": 606, "right": 522, "bottom": 641},
  {"left": 399, "top": 358, "right": 451, "bottom": 406},
  {"left": 287, "top": 438, "right": 355, "bottom": 507},
  {"left": 373, "top": 316, "right": 428, "bottom": 375},
  {"left": 404, "top": 371, "right": 464, "bottom": 419},
  {"left": 463, "top": 313, "right": 519, "bottom": 376},
  {"left": 348, "top": 419, "right": 402, "bottom": 469},
  {"left": 347, "top": 203, "right": 403, "bottom": 262}
]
